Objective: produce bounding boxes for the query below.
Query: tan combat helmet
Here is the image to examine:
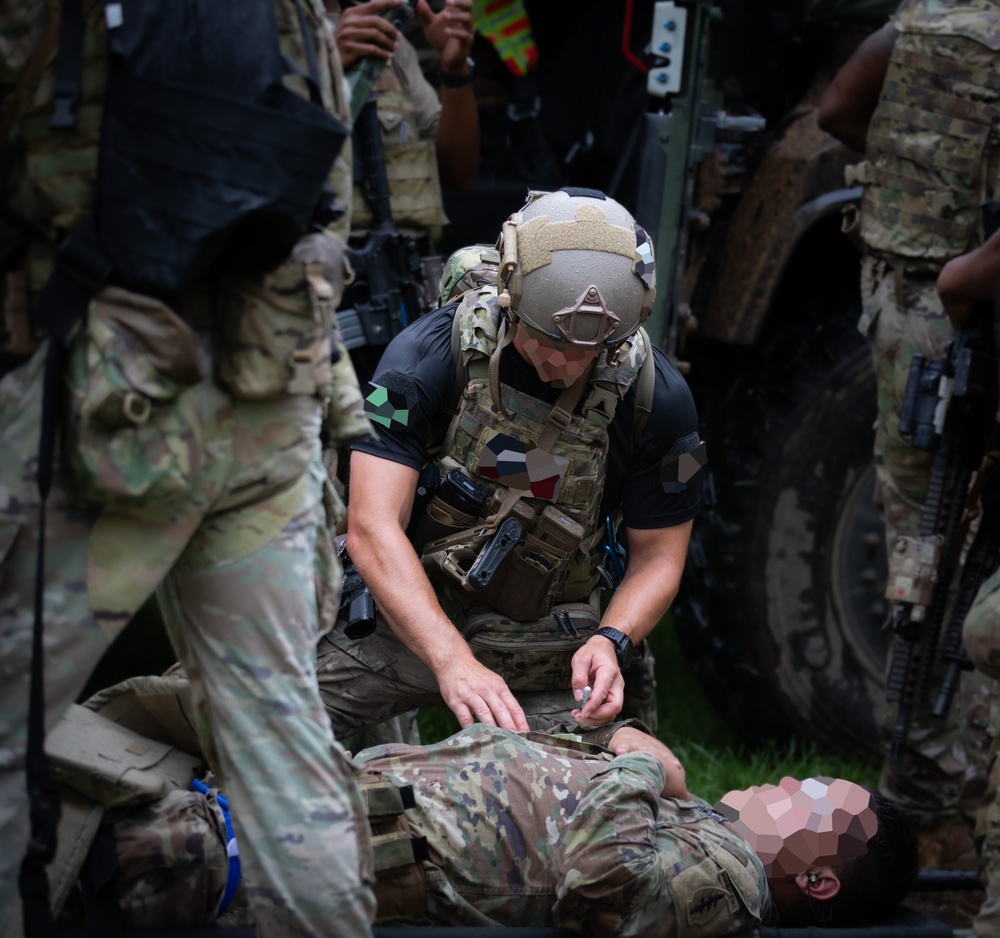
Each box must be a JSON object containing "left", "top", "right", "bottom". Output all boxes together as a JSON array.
[{"left": 496, "top": 187, "right": 656, "bottom": 349}]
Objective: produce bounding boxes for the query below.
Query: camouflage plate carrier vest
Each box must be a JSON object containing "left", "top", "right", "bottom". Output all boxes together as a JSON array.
[
  {"left": 349, "top": 59, "right": 447, "bottom": 243},
  {"left": 857, "top": 0, "right": 1000, "bottom": 271},
  {"left": 429, "top": 284, "right": 649, "bottom": 612}
]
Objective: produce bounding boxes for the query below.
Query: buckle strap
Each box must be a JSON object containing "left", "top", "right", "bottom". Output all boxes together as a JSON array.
[
  {"left": 372, "top": 831, "right": 429, "bottom": 874},
  {"left": 362, "top": 780, "right": 416, "bottom": 817},
  {"left": 50, "top": 0, "right": 85, "bottom": 130}
]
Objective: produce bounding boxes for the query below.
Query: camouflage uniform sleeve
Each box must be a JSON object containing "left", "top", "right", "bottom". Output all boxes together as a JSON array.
[
  {"left": 394, "top": 34, "right": 441, "bottom": 138},
  {"left": 537, "top": 718, "right": 656, "bottom": 750},
  {"left": 552, "top": 752, "right": 669, "bottom": 937}
]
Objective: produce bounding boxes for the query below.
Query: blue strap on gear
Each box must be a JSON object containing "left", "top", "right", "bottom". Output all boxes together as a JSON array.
[
  {"left": 598, "top": 514, "right": 627, "bottom": 589},
  {"left": 191, "top": 779, "right": 242, "bottom": 918}
]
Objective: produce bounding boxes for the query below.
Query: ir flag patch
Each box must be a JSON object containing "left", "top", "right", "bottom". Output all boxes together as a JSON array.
[
  {"left": 477, "top": 430, "right": 569, "bottom": 501},
  {"left": 661, "top": 438, "right": 707, "bottom": 494}
]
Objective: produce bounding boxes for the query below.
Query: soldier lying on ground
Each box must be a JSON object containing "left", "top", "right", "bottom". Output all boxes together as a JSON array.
[{"left": 45, "top": 676, "right": 917, "bottom": 936}]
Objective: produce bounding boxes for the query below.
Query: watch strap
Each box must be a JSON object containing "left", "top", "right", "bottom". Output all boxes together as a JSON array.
[{"left": 440, "top": 57, "right": 475, "bottom": 88}]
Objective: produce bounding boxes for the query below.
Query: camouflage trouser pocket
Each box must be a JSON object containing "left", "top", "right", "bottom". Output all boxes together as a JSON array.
[
  {"left": 215, "top": 260, "right": 335, "bottom": 402},
  {"left": 65, "top": 286, "right": 205, "bottom": 510},
  {"left": 460, "top": 597, "right": 601, "bottom": 692}
]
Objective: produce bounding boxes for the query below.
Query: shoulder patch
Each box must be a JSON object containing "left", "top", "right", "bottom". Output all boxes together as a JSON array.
[
  {"left": 661, "top": 436, "right": 707, "bottom": 494},
  {"left": 364, "top": 371, "right": 417, "bottom": 430}
]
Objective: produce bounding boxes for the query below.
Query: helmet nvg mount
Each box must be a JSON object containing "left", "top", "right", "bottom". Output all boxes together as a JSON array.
[{"left": 496, "top": 187, "right": 656, "bottom": 350}]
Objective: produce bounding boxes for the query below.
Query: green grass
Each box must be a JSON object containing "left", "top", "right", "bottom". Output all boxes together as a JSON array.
[{"left": 649, "top": 613, "right": 881, "bottom": 804}]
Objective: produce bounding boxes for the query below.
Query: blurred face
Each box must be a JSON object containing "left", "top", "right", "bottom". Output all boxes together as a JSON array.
[
  {"left": 715, "top": 776, "right": 877, "bottom": 878},
  {"left": 512, "top": 322, "right": 601, "bottom": 388}
]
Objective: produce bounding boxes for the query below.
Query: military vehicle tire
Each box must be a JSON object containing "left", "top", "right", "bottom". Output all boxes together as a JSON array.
[{"left": 678, "top": 319, "right": 888, "bottom": 757}]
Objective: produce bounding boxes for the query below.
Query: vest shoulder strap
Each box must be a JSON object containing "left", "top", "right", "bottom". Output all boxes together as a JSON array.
[{"left": 449, "top": 296, "right": 656, "bottom": 441}]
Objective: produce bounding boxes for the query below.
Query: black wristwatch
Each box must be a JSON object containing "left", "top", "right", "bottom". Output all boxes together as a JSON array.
[
  {"left": 594, "top": 626, "right": 632, "bottom": 671},
  {"left": 440, "top": 57, "right": 475, "bottom": 88}
]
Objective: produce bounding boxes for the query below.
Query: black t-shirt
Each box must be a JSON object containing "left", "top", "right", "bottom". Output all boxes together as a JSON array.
[{"left": 352, "top": 306, "right": 703, "bottom": 529}]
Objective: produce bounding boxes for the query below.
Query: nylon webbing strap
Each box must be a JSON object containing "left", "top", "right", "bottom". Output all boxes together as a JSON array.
[
  {"left": 372, "top": 831, "right": 430, "bottom": 874},
  {"left": 364, "top": 781, "right": 417, "bottom": 817},
  {"left": 49, "top": 0, "right": 83, "bottom": 129},
  {"left": 23, "top": 191, "right": 111, "bottom": 938},
  {"left": 20, "top": 338, "right": 65, "bottom": 938},
  {"left": 79, "top": 825, "right": 125, "bottom": 937}
]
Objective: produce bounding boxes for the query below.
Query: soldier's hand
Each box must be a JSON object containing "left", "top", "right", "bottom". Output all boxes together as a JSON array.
[
  {"left": 569, "top": 640, "right": 624, "bottom": 726},
  {"left": 416, "top": 0, "right": 474, "bottom": 72},
  {"left": 335, "top": 0, "right": 403, "bottom": 70},
  {"left": 438, "top": 657, "right": 529, "bottom": 732}
]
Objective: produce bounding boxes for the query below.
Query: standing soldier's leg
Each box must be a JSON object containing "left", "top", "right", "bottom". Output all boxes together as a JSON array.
[
  {"left": 158, "top": 412, "right": 375, "bottom": 938},
  {"left": 0, "top": 350, "right": 106, "bottom": 933}
]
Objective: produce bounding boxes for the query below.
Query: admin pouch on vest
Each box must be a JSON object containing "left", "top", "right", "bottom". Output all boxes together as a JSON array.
[
  {"left": 42, "top": 676, "right": 430, "bottom": 930},
  {"left": 851, "top": 0, "right": 1000, "bottom": 271},
  {"left": 412, "top": 286, "right": 653, "bottom": 690}
]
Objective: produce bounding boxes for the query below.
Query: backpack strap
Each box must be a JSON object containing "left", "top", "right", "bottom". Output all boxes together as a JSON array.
[{"left": 450, "top": 298, "right": 657, "bottom": 445}]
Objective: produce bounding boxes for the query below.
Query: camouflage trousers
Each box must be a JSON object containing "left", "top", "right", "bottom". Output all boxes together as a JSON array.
[
  {"left": 965, "top": 570, "right": 1000, "bottom": 936},
  {"left": 861, "top": 256, "right": 995, "bottom": 827},
  {"left": 315, "top": 609, "right": 659, "bottom": 738},
  {"left": 0, "top": 342, "right": 375, "bottom": 938}
]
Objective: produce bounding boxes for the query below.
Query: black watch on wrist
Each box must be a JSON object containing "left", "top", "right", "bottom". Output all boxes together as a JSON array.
[
  {"left": 440, "top": 57, "right": 475, "bottom": 88},
  {"left": 594, "top": 626, "right": 632, "bottom": 671}
]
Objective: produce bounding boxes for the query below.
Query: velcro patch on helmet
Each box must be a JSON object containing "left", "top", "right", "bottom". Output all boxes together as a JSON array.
[
  {"left": 477, "top": 429, "right": 569, "bottom": 500},
  {"left": 364, "top": 372, "right": 416, "bottom": 430},
  {"left": 517, "top": 205, "right": 637, "bottom": 275},
  {"left": 634, "top": 225, "right": 655, "bottom": 290},
  {"left": 661, "top": 436, "right": 707, "bottom": 494}
]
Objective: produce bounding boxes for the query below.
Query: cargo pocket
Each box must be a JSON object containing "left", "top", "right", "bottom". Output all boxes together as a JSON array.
[
  {"left": 215, "top": 260, "right": 333, "bottom": 401},
  {"left": 64, "top": 286, "right": 205, "bottom": 510}
]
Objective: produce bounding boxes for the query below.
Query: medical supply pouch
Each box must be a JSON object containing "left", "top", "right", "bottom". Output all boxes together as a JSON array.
[
  {"left": 64, "top": 285, "right": 205, "bottom": 509},
  {"left": 459, "top": 594, "right": 601, "bottom": 692}
]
